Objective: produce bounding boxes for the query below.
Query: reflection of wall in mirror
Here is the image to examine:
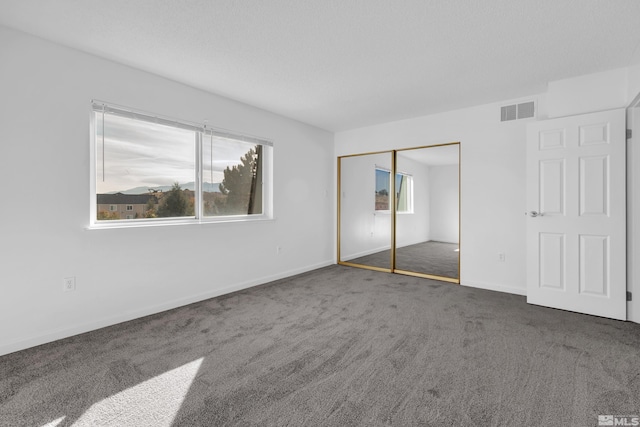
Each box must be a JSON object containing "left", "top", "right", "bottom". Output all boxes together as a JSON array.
[
  {"left": 395, "top": 155, "right": 430, "bottom": 248},
  {"left": 340, "top": 154, "right": 392, "bottom": 260},
  {"left": 429, "top": 165, "right": 459, "bottom": 244}
]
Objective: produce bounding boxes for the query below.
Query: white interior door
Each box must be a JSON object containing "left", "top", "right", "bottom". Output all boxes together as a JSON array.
[{"left": 526, "top": 109, "right": 626, "bottom": 320}]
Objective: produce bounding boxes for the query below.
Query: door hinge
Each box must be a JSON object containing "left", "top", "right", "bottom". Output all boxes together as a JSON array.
[
  {"left": 627, "top": 291, "right": 632, "bottom": 302},
  {"left": 627, "top": 129, "right": 632, "bottom": 139}
]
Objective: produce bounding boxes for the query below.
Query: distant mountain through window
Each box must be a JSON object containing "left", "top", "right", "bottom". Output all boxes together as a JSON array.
[{"left": 105, "top": 182, "right": 222, "bottom": 195}]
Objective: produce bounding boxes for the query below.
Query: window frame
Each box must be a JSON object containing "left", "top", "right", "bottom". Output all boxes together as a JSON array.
[
  {"left": 374, "top": 166, "right": 392, "bottom": 212},
  {"left": 89, "top": 101, "right": 273, "bottom": 229},
  {"left": 374, "top": 166, "right": 413, "bottom": 214},
  {"left": 395, "top": 172, "right": 414, "bottom": 214}
]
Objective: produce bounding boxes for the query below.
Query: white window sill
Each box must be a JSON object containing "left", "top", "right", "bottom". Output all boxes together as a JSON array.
[{"left": 86, "top": 215, "right": 275, "bottom": 230}]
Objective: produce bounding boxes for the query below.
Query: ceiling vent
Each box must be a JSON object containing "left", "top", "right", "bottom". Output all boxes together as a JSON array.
[{"left": 501, "top": 101, "right": 536, "bottom": 122}]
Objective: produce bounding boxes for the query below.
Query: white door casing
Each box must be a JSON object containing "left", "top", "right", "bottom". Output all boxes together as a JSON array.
[
  {"left": 627, "top": 99, "right": 640, "bottom": 324},
  {"left": 526, "top": 109, "right": 626, "bottom": 320}
]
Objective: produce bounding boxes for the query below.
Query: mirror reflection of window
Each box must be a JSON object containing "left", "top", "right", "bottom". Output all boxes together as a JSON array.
[
  {"left": 375, "top": 167, "right": 413, "bottom": 212},
  {"left": 374, "top": 167, "right": 390, "bottom": 210},
  {"left": 396, "top": 172, "right": 412, "bottom": 213}
]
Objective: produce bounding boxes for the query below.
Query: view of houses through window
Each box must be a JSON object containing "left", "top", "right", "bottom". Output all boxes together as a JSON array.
[{"left": 93, "top": 103, "right": 270, "bottom": 224}]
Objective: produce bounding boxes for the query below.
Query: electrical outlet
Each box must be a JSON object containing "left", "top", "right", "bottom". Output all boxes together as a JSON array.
[
  {"left": 498, "top": 253, "right": 506, "bottom": 262},
  {"left": 63, "top": 277, "right": 76, "bottom": 292}
]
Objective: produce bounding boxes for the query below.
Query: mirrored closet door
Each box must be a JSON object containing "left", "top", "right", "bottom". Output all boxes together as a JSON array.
[
  {"left": 338, "top": 151, "right": 393, "bottom": 271},
  {"left": 338, "top": 143, "right": 460, "bottom": 282},
  {"left": 394, "top": 144, "right": 459, "bottom": 282}
]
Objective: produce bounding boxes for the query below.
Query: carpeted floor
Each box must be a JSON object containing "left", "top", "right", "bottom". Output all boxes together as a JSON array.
[
  {"left": 348, "top": 241, "right": 459, "bottom": 278},
  {"left": 1, "top": 265, "right": 639, "bottom": 426}
]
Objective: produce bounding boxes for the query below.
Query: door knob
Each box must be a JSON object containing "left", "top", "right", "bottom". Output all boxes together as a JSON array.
[{"left": 527, "top": 211, "right": 543, "bottom": 217}]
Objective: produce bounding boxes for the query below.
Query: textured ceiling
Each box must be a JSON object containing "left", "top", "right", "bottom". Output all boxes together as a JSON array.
[{"left": 2, "top": 0, "right": 640, "bottom": 131}]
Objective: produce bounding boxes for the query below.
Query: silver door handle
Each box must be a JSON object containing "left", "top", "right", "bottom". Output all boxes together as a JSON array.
[{"left": 526, "top": 211, "right": 543, "bottom": 217}]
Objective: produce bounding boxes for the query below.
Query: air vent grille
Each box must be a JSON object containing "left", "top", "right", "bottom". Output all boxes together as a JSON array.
[
  {"left": 517, "top": 101, "right": 535, "bottom": 119},
  {"left": 501, "top": 101, "right": 536, "bottom": 122},
  {"left": 501, "top": 105, "right": 517, "bottom": 121}
]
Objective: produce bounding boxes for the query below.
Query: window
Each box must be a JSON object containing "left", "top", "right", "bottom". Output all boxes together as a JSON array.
[
  {"left": 395, "top": 172, "right": 413, "bottom": 213},
  {"left": 375, "top": 168, "right": 391, "bottom": 210},
  {"left": 91, "top": 102, "right": 273, "bottom": 227},
  {"left": 374, "top": 167, "right": 413, "bottom": 213},
  {"left": 202, "top": 134, "right": 263, "bottom": 217}
]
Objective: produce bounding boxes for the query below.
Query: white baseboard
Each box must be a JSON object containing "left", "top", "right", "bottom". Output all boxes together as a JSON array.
[
  {"left": 0, "top": 260, "right": 334, "bottom": 357},
  {"left": 461, "top": 279, "right": 527, "bottom": 296},
  {"left": 341, "top": 246, "right": 390, "bottom": 261}
]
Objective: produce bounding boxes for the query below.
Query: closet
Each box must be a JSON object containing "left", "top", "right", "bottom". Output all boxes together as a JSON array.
[{"left": 338, "top": 143, "right": 460, "bottom": 282}]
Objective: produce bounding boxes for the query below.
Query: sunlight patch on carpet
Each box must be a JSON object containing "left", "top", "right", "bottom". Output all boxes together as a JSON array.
[
  {"left": 72, "top": 358, "right": 204, "bottom": 427},
  {"left": 40, "top": 416, "right": 65, "bottom": 427}
]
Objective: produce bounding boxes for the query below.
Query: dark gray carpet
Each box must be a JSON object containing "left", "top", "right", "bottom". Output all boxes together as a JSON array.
[
  {"left": 348, "top": 241, "right": 459, "bottom": 278},
  {"left": 1, "top": 265, "right": 639, "bottom": 426}
]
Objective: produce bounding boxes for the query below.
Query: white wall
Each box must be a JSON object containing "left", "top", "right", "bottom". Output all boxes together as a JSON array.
[
  {"left": 335, "top": 97, "right": 536, "bottom": 295},
  {"left": 627, "top": 64, "right": 640, "bottom": 103},
  {"left": 0, "top": 26, "right": 335, "bottom": 356},
  {"left": 546, "top": 68, "right": 629, "bottom": 118},
  {"left": 396, "top": 156, "right": 431, "bottom": 248},
  {"left": 429, "top": 165, "right": 459, "bottom": 244}
]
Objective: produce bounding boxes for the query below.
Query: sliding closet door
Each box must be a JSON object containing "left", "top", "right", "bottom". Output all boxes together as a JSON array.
[
  {"left": 395, "top": 144, "right": 460, "bottom": 282},
  {"left": 338, "top": 144, "right": 460, "bottom": 283},
  {"left": 338, "top": 152, "right": 393, "bottom": 271}
]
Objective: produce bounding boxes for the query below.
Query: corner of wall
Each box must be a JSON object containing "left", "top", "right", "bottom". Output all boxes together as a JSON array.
[
  {"left": 546, "top": 68, "right": 629, "bottom": 118},
  {"left": 627, "top": 64, "right": 640, "bottom": 105}
]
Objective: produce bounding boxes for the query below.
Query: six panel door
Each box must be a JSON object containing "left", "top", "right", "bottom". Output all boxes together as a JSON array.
[{"left": 526, "top": 109, "right": 626, "bottom": 320}]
